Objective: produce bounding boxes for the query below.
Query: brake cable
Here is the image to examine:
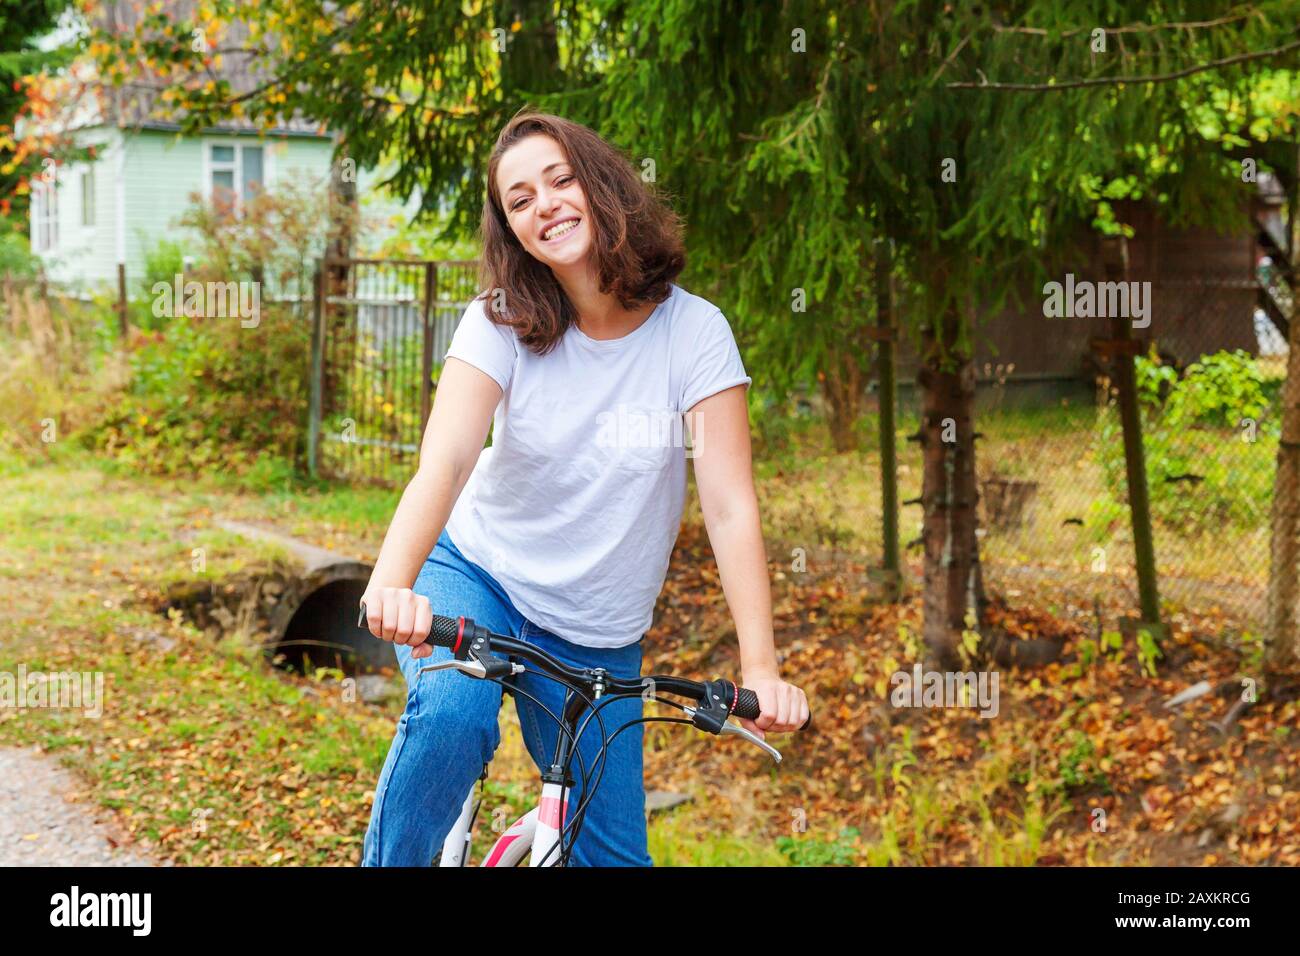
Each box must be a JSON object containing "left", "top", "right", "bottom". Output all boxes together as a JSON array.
[
  {"left": 473, "top": 650, "right": 716, "bottom": 867},
  {"left": 489, "top": 669, "right": 609, "bottom": 867},
  {"left": 537, "top": 714, "right": 698, "bottom": 868},
  {"left": 544, "top": 690, "right": 701, "bottom": 867}
]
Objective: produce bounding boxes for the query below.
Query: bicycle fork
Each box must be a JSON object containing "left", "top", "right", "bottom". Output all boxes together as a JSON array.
[
  {"left": 529, "top": 683, "right": 586, "bottom": 866},
  {"left": 529, "top": 778, "right": 569, "bottom": 867},
  {"left": 438, "top": 763, "right": 488, "bottom": 867}
]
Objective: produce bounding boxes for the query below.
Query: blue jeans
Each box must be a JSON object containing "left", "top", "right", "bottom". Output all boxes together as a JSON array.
[{"left": 362, "top": 529, "right": 654, "bottom": 867}]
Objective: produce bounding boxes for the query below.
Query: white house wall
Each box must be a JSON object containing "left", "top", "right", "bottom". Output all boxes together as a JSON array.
[
  {"left": 33, "top": 128, "right": 335, "bottom": 295},
  {"left": 122, "top": 130, "right": 334, "bottom": 291},
  {"left": 31, "top": 125, "right": 122, "bottom": 289}
]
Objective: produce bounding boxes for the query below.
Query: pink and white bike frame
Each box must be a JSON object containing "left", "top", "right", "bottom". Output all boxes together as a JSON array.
[{"left": 439, "top": 780, "right": 570, "bottom": 867}]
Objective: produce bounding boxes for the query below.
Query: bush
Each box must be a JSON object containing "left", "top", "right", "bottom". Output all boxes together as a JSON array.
[
  {"left": 74, "top": 180, "right": 359, "bottom": 485},
  {"left": 82, "top": 305, "right": 310, "bottom": 480},
  {"left": 776, "top": 827, "right": 862, "bottom": 866},
  {"left": 1099, "top": 350, "right": 1278, "bottom": 530},
  {"left": 177, "top": 177, "right": 351, "bottom": 303},
  {"left": 0, "top": 231, "right": 41, "bottom": 278},
  {"left": 748, "top": 382, "right": 835, "bottom": 463},
  {"left": 132, "top": 238, "right": 189, "bottom": 331},
  {"left": 0, "top": 283, "right": 128, "bottom": 462},
  {"left": 1136, "top": 348, "right": 1275, "bottom": 429}
]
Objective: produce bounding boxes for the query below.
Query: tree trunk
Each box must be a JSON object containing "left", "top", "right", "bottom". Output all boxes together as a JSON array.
[
  {"left": 918, "top": 312, "right": 984, "bottom": 669},
  {"left": 322, "top": 149, "right": 358, "bottom": 423},
  {"left": 1101, "top": 237, "right": 1162, "bottom": 629},
  {"left": 820, "top": 348, "right": 867, "bottom": 453},
  {"left": 1268, "top": 329, "right": 1300, "bottom": 669},
  {"left": 1267, "top": 145, "right": 1300, "bottom": 669},
  {"left": 875, "top": 238, "right": 900, "bottom": 595}
]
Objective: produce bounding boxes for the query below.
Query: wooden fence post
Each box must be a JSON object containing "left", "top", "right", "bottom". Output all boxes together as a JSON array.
[
  {"left": 308, "top": 263, "right": 324, "bottom": 479},
  {"left": 1101, "top": 235, "right": 1163, "bottom": 635},
  {"left": 116, "top": 262, "right": 128, "bottom": 337},
  {"left": 420, "top": 261, "right": 436, "bottom": 431}
]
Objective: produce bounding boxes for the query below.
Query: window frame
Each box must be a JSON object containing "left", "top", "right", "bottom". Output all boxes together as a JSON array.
[
  {"left": 32, "top": 179, "right": 58, "bottom": 252},
  {"left": 80, "top": 167, "right": 94, "bottom": 227},
  {"left": 205, "top": 140, "right": 267, "bottom": 209}
]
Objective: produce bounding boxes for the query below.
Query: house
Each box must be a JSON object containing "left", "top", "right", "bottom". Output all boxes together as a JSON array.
[
  {"left": 28, "top": 117, "right": 336, "bottom": 292},
  {"left": 26, "top": 58, "right": 336, "bottom": 292},
  {"left": 23, "top": 2, "right": 428, "bottom": 296}
]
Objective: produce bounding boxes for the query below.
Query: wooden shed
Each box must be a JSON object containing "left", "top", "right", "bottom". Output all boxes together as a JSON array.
[{"left": 893, "top": 188, "right": 1286, "bottom": 400}]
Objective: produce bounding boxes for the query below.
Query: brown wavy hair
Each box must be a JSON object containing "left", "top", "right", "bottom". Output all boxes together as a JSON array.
[{"left": 477, "top": 111, "right": 686, "bottom": 355}]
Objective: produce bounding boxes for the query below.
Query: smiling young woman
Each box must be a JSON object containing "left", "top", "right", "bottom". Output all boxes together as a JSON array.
[{"left": 358, "top": 111, "right": 809, "bottom": 867}]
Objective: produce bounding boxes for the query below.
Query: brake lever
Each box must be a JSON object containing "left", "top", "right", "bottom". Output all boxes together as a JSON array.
[
  {"left": 418, "top": 658, "right": 489, "bottom": 679},
  {"left": 720, "top": 720, "right": 783, "bottom": 763},
  {"left": 681, "top": 705, "right": 782, "bottom": 763},
  {"left": 417, "top": 658, "right": 526, "bottom": 680}
]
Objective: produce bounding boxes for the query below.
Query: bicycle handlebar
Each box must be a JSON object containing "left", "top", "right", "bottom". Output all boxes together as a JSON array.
[
  {"left": 426, "top": 611, "right": 764, "bottom": 721},
  {"left": 362, "top": 606, "right": 809, "bottom": 730}
]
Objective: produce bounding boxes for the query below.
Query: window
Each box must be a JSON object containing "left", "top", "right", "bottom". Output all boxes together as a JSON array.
[
  {"left": 80, "top": 168, "right": 94, "bottom": 226},
  {"left": 210, "top": 144, "right": 235, "bottom": 196},
  {"left": 241, "top": 146, "right": 263, "bottom": 198},
  {"left": 32, "top": 181, "right": 57, "bottom": 252},
  {"left": 208, "top": 142, "right": 265, "bottom": 204}
]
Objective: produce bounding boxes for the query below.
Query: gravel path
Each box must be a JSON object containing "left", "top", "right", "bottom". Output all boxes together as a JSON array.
[{"left": 0, "top": 746, "right": 156, "bottom": 867}]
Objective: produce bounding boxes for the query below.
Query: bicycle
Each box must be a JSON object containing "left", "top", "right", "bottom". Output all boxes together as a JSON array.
[{"left": 360, "top": 605, "right": 810, "bottom": 866}]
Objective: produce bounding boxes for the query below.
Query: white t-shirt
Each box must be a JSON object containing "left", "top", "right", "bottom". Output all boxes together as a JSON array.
[{"left": 441, "top": 283, "right": 751, "bottom": 648}]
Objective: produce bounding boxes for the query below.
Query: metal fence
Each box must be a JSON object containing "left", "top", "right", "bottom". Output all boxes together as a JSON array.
[
  {"left": 307, "top": 258, "right": 479, "bottom": 485},
  {"left": 945, "top": 275, "right": 1283, "bottom": 639}
]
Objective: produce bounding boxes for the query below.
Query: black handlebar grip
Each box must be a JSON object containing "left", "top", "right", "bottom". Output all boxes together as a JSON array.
[
  {"left": 732, "top": 687, "right": 761, "bottom": 721},
  {"left": 357, "top": 602, "right": 461, "bottom": 649},
  {"left": 732, "top": 685, "right": 814, "bottom": 731},
  {"left": 427, "top": 613, "right": 460, "bottom": 648}
]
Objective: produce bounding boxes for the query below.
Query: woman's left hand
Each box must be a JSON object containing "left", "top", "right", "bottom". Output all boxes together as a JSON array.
[{"left": 739, "top": 675, "right": 810, "bottom": 738}]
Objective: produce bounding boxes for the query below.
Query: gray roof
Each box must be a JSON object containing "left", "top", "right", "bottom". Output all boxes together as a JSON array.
[{"left": 96, "top": 0, "right": 328, "bottom": 138}]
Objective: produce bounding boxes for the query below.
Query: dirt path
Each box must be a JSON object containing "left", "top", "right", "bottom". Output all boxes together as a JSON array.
[{"left": 0, "top": 746, "right": 157, "bottom": 867}]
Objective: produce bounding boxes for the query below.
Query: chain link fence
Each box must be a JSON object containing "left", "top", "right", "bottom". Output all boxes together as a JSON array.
[{"left": 963, "top": 276, "right": 1281, "bottom": 637}]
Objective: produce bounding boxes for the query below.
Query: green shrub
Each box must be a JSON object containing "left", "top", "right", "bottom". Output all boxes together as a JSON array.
[
  {"left": 82, "top": 306, "right": 310, "bottom": 480},
  {"left": 748, "top": 383, "right": 833, "bottom": 463},
  {"left": 0, "top": 232, "right": 41, "bottom": 278},
  {"left": 776, "top": 826, "right": 862, "bottom": 866},
  {"left": 75, "top": 179, "right": 355, "bottom": 484},
  {"left": 1136, "top": 349, "right": 1275, "bottom": 429},
  {"left": 132, "top": 238, "right": 189, "bottom": 331},
  {"left": 1099, "top": 351, "right": 1278, "bottom": 530},
  {"left": 1057, "top": 731, "right": 1110, "bottom": 793}
]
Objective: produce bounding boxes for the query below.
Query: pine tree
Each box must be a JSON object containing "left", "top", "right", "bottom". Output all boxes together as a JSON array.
[{"left": 91, "top": 0, "right": 1300, "bottom": 665}]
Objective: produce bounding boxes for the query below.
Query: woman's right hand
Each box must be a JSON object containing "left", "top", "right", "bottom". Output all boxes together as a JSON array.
[{"left": 359, "top": 586, "right": 436, "bottom": 659}]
